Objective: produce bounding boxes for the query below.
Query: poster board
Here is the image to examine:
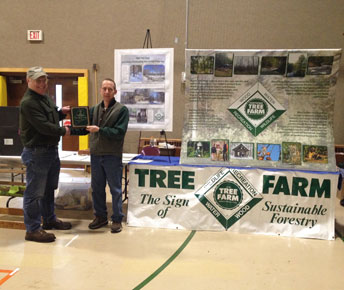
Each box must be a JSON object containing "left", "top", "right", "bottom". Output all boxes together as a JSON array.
[
  {"left": 115, "top": 48, "right": 174, "bottom": 131},
  {"left": 180, "top": 49, "right": 342, "bottom": 171}
]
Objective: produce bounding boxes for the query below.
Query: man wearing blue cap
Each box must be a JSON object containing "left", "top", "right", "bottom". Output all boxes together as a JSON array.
[{"left": 20, "top": 66, "right": 72, "bottom": 243}]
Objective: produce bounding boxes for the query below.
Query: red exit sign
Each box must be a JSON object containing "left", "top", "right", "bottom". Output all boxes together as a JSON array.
[{"left": 27, "top": 30, "right": 43, "bottom": 41}]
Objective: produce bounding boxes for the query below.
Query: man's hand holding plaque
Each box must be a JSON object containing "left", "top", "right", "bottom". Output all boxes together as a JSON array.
[{"left": 86, "top": 125, "right": 99, "bottom": 133}]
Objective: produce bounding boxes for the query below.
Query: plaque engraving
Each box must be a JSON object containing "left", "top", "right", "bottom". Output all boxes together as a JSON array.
[{"left": 71, "top": 106, "right": 90, "bottom": 128}]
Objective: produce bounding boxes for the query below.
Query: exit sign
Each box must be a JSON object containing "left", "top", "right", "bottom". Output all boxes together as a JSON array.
[{"left": 27, "top": 30, "right": 43, "bottom": 41}]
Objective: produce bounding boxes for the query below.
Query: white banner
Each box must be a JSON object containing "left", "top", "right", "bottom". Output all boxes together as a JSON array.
[
  {"left": 180, "top": 49, "right": 342, "bottom": 171},
  {"left": 115, "top": 48, "right": 174, "bottom": 131},
  {"left": 128, "top": 160, "right": 338, "bottom": 240}
]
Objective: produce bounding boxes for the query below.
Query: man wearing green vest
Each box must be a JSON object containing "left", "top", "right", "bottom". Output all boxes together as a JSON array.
[{"left": 73, "top": 78, "right": 129, "bottom": 233}]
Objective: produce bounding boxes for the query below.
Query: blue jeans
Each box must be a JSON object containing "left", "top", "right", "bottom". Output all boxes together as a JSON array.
[
  {"left": 90, "top": 155, "right": 124, "bottom": 222},
  {"left": 21, "top": 146, "right": 60, "bottom": 232}
]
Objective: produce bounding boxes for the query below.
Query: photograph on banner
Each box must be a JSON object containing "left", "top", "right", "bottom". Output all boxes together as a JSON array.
[
  {"left": 187, "top": 141, "right": 211, "bottom": 158},
  {"left": 115, "top": 48, "right": 174, "bottom": 131},
  {"left": 257, "top": 143, "right": 281, "bottom": 161},
  {"left": 180, "top": 49, "right": 342, "bottom": 171}
]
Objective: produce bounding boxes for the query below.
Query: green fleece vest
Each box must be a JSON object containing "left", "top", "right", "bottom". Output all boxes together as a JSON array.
[{"left": 89, "top": 101, "right": 125, "bottom": 156}]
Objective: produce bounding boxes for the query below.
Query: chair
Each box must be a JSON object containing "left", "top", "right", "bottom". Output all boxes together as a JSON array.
[
  {"left": 141, "top": 146, "right": 160, "bottom": 156},
  {"left": 335, "top": 145, "right": 344, "bottom": 168},
  {"left": 138, "top": 137, "right": 182, "bottom": 156}
]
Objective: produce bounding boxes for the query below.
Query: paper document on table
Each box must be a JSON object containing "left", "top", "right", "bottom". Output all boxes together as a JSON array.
[
  {"left": 158, "top": 143, "right": 175, "bottom": 149},
  {"left": 130, "top": 159, "right": 154, "bottom": 164}
]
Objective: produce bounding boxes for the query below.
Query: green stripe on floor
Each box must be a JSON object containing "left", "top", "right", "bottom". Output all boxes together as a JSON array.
[{"left": 133, "top": 230, "right": 196, "bottom": 290}]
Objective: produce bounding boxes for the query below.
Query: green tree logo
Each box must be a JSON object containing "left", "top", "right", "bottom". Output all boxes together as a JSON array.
[
  {"left": 214, "top": 181, "right": 243, "bottom": 210},
  {"left": 245, "top": 98, "right": 268, "bottom": 120},
  {"left": 228, "top": 82, "right": 286, "bottom": 136},
  {"left": 195, "top": 168, "right": 263, "bottom": 230}
]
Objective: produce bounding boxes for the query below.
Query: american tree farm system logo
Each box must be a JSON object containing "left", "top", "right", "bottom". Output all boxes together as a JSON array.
[
  {"left": 228, "top": 82, "right": 286, "bottom": 136},
  {"left": 195, "top": 168, "right": 263, "bottom": 230}
]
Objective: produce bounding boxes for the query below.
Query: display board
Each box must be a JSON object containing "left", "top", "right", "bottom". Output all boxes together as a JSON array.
[
  {"left": 180, "top": 49, "right": 342, "bottom": 171},
  {"left": 115, "top": 48, "right": 174, "bottom": 131},
  {"left": 127, "top": 157, "right": 337, "bottom": 240}
]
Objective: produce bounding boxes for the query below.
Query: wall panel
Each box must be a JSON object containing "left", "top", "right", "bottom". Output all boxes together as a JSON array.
[{"left": 0, "top": 0, "right": 343, "bottom": 151}]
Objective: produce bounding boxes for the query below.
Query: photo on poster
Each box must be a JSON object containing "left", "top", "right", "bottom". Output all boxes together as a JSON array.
[
  {"left": 257, "top": 143, "right": 281, "bottom": 161},
  {"left": 211, "top": 139, "right": 229, "bottom": 161},
  {"left": 149, "top": 91, "right": 165, "bottom": 104},
  {"left": 129, "top": 65, "right": 143, "bottom": 82},
  {"left": 286, "top": 52, "right": 307, "bottom": 77},
  {"left": 303, "top": 145, "right": 328, "bottom": 163},
  {"left": 261, "top": 56, "right": 287, "bottom": 75},
  {"left": 128, "top": 108, "right": 148, "bottom": 124},
  {"left": 143, "top": 65, "right": 165, "bottom": 82},
  {"left": 282, "top": 142, "right": 302, "bottom": 165},
  {"left": 215, "top": 52, "right": 233, "bottom": 77},
  {"left": 121, "top": 89, "right": 147, "bottom": 104},
  {"left": 307, "top": 56, "right": 333, "bottom": 75},
  {"left": 136, "top": 109, "right": 147, "bottom": 123},
  {"left": 121, "top": 91, "right": 133, "bottom": 104},
  {"left": 229, "top": 142, "right": 254, "bottom": 160},
  {"left": 187, "top": 141, "right": 211, "bottom": 158},
  {"left": 128, "top": 108, "right": 138, "bottom": 122},
  {"left": 121, "top": 89, "right": 165, "bottom": 105},
  {"left": 191, "top": 56, "right": 215, "bottom": 74},
  {"left": 234, "top": 56, "right": 259, "bottom": 75}
]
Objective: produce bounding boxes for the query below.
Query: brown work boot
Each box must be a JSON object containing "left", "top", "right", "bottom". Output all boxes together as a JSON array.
[
  {"left": 88, "top": 216, "right": 108, "bottom": 230},
  {"left": 111, "top": 222, "right": 122, "bottom": 233},
  {"left": 25, "top": 229, "right": 56, "bottom": 243},
  {"left": 42, "top": 218, "right": 72, "bottom": 230}
]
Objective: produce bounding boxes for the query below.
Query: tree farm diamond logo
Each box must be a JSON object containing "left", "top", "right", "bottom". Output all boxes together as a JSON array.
[
  {"left": 195, "top": 168, "right": 263, "bottom": 230},
  {"left": 228, "top": 82, "right": 286, "bottom": 136}
]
